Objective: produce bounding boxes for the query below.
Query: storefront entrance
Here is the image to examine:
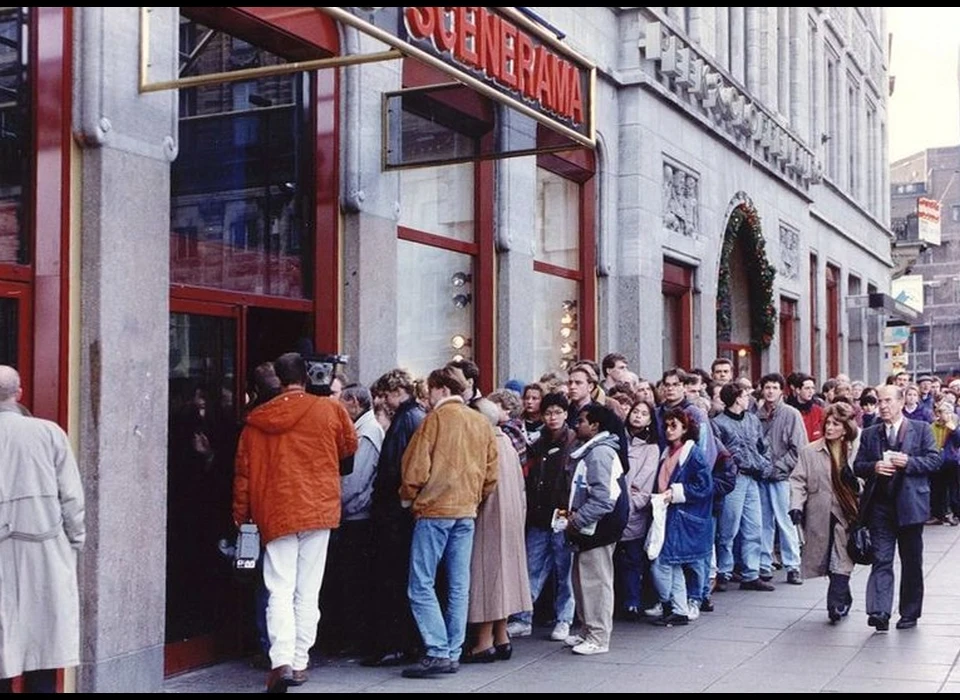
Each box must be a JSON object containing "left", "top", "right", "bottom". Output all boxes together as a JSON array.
[
  {"left": 165, "top": 301, "right": 311, "bottom": 674},
  {"left": 0, "top": 282, "right": 31, "bottom": 406}
]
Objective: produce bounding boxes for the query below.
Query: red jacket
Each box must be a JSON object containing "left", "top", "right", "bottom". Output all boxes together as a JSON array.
[{"left": 233, "top": 389, "right": 357, "bottom": 544}]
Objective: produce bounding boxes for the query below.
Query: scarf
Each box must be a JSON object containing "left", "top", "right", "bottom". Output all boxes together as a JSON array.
[
  {"left": 828, "top": 439, "right": 859, "bottom": 525},
  {"left": 657, "top": 442, "right": 684, "bottom": 494}
]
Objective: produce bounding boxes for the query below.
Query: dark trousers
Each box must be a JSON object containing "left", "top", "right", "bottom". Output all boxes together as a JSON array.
[
  {"left": 865, "top": 498, "right": 924, "bottom": 620},
  {"left": 0, "top": 670, "right": 58, "bottom": 694},
  {"left": 317, "top": 519, "right": 374, "bottom": 655},
  {"left": 826, "top": 573, "right": 852, "bottom": 613},
  {"left": 931, "top": 462, "right": 960, "bottom": 519}
]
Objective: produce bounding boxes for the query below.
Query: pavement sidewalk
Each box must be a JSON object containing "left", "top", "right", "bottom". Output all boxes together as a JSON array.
[{"left": 164, "top": 522, "right": 960, "bottom": 693}]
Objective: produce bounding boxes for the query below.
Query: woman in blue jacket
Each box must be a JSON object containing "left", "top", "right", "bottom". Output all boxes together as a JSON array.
[{"left": 648, "top": 408, "right": 714, "bottom": 627}]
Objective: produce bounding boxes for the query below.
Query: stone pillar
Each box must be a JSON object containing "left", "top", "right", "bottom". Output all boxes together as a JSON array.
[
  {"left": 74, "top": 7, "right": 178, "bottom": 692},
  {"left": 494, "top": 112, "right": 538, "bottom": 386},
  {"left": 744, "top": 7, "right": 761, "bottom": 95},
  {"left": 340, "top": 32, "right": 402, "bottom": 386},
  {"left": 728, "top": 7, "right": 745, "bottom": 83}
]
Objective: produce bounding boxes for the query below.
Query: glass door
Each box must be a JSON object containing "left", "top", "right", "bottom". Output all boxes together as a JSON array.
[{"left": 165, "top": 302, "right": 241, "bottom": 674}]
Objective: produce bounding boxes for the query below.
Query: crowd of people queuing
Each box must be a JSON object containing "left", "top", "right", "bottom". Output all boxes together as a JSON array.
[{"left": 231, "top": 352, "right": 959, "bottom": 691}]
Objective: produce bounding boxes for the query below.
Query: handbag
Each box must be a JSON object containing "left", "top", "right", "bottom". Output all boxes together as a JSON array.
[
  {"left": 847, "top": 523, "right": 874, "bottom": 565},
  {"left": 645, "top": 494, "right": 668, "bottom": 560}
]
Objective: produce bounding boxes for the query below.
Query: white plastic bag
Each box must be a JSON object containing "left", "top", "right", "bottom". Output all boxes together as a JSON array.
[{"left": 645, "top": 494, "right": 668, "bottom": 560}]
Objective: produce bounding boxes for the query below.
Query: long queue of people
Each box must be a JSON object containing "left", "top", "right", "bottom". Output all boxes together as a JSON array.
[{"left": 234, "top": 353, "right": 957, "bottom": 691}]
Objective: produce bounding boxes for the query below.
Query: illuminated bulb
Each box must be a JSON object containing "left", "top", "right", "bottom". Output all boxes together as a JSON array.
[
  {"left": 737, "top": 348, "right": 747, "bottom": 358},
  {"left": 560, "top": 342, "right": 574, "bottom": 355},
  {"left": 452, "top": 354, "right": 464, "bottom": 362},
  {"left": 451, "top": 334, "right": 467, "bottom": 349},
  {"left": 560, "top": 312, "right": 574, "bottom": 325},
  {"left": 559, "top": 326, "right": 572, "bottom": 338}
]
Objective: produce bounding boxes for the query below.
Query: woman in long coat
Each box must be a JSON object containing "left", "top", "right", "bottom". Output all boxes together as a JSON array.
[
  {"left": 789, "top": 401, "right": 861, "bottom": 622},
  {"left": 463, "top": 398, "right": 532, "bottom": 662}
]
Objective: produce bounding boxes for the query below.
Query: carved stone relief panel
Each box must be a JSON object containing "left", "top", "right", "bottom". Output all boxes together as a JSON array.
[
  {"left": 662, "top": 160, "right": 699, "bottom": 237},
  {"left": 779, "top": 224, "right": 800, "bottom": 281}
]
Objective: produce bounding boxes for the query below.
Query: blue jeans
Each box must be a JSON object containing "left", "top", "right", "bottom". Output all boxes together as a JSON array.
[
  {"left": 650, "top": 558, "right": 690, "bottom": 617},
  {"left": 759, "top": 479, "right": 801, "bottom": 573},
  {"left": 407, "top": 517, "right": 475, "bottom": 661},
  {"left": 512, "top": 526, "right": 575, "bottom": 625},
  {"left": 614, "top": 538, "right": 648, "bottom": 610},
  {"left": 685, "top": 515, "right": 716, "bottom": 602},
  {"left": 717, "top": 474, "right": 763, "bottom": 581}
]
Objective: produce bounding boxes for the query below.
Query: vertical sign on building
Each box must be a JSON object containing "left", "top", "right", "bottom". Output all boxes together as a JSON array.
[{"left": 917, "top": 197, "right": 941, "bottom": 246}]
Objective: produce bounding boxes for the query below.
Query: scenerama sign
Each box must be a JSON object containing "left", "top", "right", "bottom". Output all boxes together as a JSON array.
[
  {"left": 403, "top": 7, "right": 586, "bottom": 128},
  {"left": 321, "top": 7, "right": 596, "bottom": 147}
]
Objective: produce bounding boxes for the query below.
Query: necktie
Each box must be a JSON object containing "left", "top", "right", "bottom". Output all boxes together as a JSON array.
[{"left": 887, "top": 424, "right": 896, "bottom": 449}]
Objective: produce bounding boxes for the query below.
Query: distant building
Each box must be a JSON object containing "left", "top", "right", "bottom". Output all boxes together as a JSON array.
[{"left": 890, "top": 145, "right": 960, "bottom": 379}]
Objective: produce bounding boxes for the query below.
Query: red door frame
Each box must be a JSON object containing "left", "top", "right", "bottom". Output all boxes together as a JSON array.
[
  {"left": 779, "top": 297, "right": 798, "bottom": 378},
  {"left": 662, "top": 260, "right": 693, "bottom": 371},
  {"left": 826, "top": 264, "right": 840, "bottom": 379}
]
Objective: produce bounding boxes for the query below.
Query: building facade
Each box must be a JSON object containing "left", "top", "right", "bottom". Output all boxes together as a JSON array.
[
  {"left": 890, "top": 145, "right": 960, "bottom": 378},
  {"left": 1, "top": 6, "right": 893, "bottom": 692}
]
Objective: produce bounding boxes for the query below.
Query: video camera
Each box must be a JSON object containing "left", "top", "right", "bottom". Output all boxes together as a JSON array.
[{"left": 303, "top": 353, "right": 350, "bottom": 397}]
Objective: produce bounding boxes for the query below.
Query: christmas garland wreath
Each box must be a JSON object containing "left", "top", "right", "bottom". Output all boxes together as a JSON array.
[{"left": 716, "top": 205, "right": 778, "bottom": 349}]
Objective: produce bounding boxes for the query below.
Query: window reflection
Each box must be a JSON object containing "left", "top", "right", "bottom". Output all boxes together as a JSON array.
[
  {"left": 0, "top": 7, "right": 30, "bottom": 265},
  {"left": 397, "top": 241, "right": 474, "bottom": 379},
  {"left": 535, "top": 168, "right": 579, "bottom": 270},
  {"left": 170, "top": 17, "right": 310, "bottom": 297},
  {"left": 532, "top": 273, "right": 579, "bottom": 375},
  {"left": 0, "top": 297, "right": 16, "bottom": 367},
  {"left": 398, "top": 163, "right": 475, "bottom": 244}
]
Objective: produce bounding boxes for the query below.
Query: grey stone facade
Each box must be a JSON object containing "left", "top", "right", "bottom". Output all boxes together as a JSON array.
[{"left": 56, "top": 6, "right": 896, "bottom": 692}]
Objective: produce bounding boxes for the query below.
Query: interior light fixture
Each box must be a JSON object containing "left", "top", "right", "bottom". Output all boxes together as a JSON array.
[
  {"left": 560, "top": 341, "right": 576, "bottom": 355},
  {"left": 451, "top": 334, "right": 470, "bottom": 350},
  {"left": 452, "top": 293, "right": 472, "bottom": 308},
  {"left": 561, "top": 299, "right": 577, "bottom": 311},
  {"left": 452, "top": 353, "right": 465, "bottom": 362},
  {"left": 560, "top": 312, "right": 576, "bottom": 326},
  {"left": 737, "top": 348, "right": 748, "bottom": 358},
  {"left": 451, "top": 271, "right": 472, "bottom": 287},
  {"left": 559, "top": 326, "right": 572, "bottom": 338}
]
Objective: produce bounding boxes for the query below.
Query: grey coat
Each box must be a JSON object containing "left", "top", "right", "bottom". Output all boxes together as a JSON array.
[
  {"left": 0, "top": 407, "right": 85, "bottom": 678},
  {"left": 790, "top": 438, "right": 860, "bottom": 579}
]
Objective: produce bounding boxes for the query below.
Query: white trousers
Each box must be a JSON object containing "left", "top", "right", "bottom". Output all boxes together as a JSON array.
[{"left": 263, "top": 529, "right": 331, "bottom": 671}]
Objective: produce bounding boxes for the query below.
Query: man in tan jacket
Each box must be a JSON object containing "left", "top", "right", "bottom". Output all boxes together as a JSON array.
[
  {"left": 233, "top": 352, "right": 357, "bottom": 693},
  {"left": 398, "top": 366, "right": 498, "bottom": 678}
]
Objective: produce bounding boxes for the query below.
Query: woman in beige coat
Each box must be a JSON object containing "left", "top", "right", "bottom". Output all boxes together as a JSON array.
[
  {"left": 462, "top": 398, "right": 532, "bottom": 662},
  {"left": 789, "top": 402, "right": 861, "bottom": 623}
]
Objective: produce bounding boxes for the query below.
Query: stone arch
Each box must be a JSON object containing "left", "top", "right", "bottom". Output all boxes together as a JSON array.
[{"left": 716, "top": 192, "right": 778, "bottom": 350}]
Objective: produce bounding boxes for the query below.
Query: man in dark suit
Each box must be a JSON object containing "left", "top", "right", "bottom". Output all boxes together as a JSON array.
[{"left": 853, "top": 384, "right": 942, "bottom": 631}]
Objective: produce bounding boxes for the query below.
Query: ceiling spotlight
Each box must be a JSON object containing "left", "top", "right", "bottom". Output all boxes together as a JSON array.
[
  {"left": 560, "top": 312, "right": 576, "bottom": 325},
  {"left": 560, "top": 341, "right": 576, "bottom": 355},
  {"left": 452, "top": 353, "right": 464, "bottom": 362},
  {"left": 561, "top": 299, "right": 577, "bottom": 311},
  {"left": 451, "top": 334, "right": 469, "bottom": 350},
  {"left": 451, "top": 271, "right": 472, "bottom": 287},
  {"left": 559, "top": 326, "right": 572, "bottom": 338},
  {"left": 452, "top": 293, "right": 472, "bottom": 308}
]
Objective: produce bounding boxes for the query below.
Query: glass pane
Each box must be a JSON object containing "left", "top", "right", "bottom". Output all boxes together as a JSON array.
[
  {"left": 532, "top": 272, "right": 579, "bottom": 375},
  {"left": 167, "top": 312, "right": 239, "bottom": 643},
  {"left": 171, "top": 18, "right": 311, "bottom": 297},
  {"left": 535, "top": 168, "right": 579, "bottom": 270},
  {"left": 397, "top": 240, "right": 474, "bottom": 378},
  {"left": 0, "top": 7, "right": 30, "bottom": 264},
  {"left": 0, "top": 297, "right": 16, "bottom": 367},
  {"left": 398, "top": 163, "right": 475, "bottom": 243}
]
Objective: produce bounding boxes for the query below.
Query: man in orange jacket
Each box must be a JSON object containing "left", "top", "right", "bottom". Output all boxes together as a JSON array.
[{"left": 233, "top": 352, "right": 357, "bottom": 693}]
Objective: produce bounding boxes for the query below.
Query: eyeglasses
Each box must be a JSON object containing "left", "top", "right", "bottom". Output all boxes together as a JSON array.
[{"left": 543, "top": 408, "right": 566, "bottom": 417}]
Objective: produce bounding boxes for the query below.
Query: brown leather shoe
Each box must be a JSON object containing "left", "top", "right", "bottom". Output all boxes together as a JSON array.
[
  {"left": 266, "top": 664, "right": 293, "bottom": 693},
  {"left": 289, "top": 669, "right": 308, "bottom": 686}
]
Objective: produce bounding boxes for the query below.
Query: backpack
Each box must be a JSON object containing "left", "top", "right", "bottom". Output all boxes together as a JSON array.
[{"left": 565, "top": 469, "right": 629, "bottom": 551}]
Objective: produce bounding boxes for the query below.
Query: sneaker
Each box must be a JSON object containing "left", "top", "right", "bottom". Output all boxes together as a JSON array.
[
  {"left": 650, "top": 613, "right": 689, "bottom": 627},
  {"left": 550, "top": 621, "right": 571, "bottom": 641},
  {"left": 506, "top": 620, "right": 532, "bottom": 638},
  {"left": 946, "top": 513, "right": 960, "bottom": 526},
  {"left": 401, "top": 655, "right": 452, "bottom": 679},
  {"left": 572, "top": 640, "right": 609, "bottom": 655},
  {"left": 563, "top": 634, "right": 586, "bottom": 648},
  {"left": 740, "top": 578, "right": 776, "bottom": 592},
  {"left": 686, "top": 601, "right": 700, "bottom": 621},
  {"left": 642, "top": 603, "right": 663, "bottom": 618},
  {"left": 786, "top": 569, "right": 803, "bottom": 585}
]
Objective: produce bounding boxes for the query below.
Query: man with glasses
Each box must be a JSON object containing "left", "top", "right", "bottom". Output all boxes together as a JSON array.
[{"left": 507, "top": 392, "right": 578, "bottom": 642}]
